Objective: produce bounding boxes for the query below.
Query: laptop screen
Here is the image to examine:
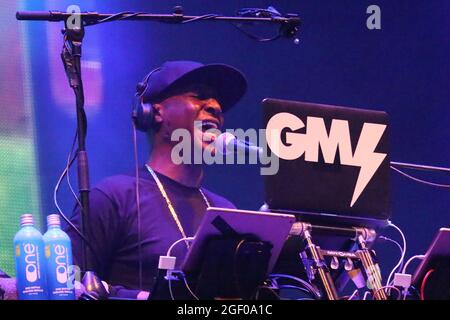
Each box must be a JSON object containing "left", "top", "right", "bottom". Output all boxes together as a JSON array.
[{"left": 262, "top": 98, "right": 391, "bottom": 223}]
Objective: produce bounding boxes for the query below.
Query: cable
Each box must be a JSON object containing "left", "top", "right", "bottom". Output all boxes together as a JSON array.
[
  {"left": 402, "top": 255, "right": 425, "bottom": 274},
  {"left": 363, "top": 291, "right": 372, "bottom": 300},
  {"left": 167, "top": 271, "right": 176, "bottom": 301},
  {"left": 398, "top": 255, "right": 425, "bottom": 300},
  {"left": 373, "top": 286, "right": 401, "bottom": 300},
  {"left": 166, "top": 237, "right": 195, "bottom": 257},
  {"left": 181, "top": 273, "right": 199, "bottom": 300},
  {"left": 420, "top": 269, "right": 434, "bottom": 300},
  {"left": 230, "top": 22, "right": 282, "bottom": 42},
  {"left": 53, "top": 134, "right": 85, "bottom": 241},
  {"left": 53, "top": 133, "right": 102, "bottom": 269},
  {"left": 84, "top": 11, "right": 144, "bottom": 26},
  {"left": 277, "top": 285, "right": 311, "bottom": 294},
  {"left": 164, "top": 237, "right": 195, "bottom": 301},
  {"left": 384, "top": 223, "right": 407, "bottom": 290},
  {"left": 66, "top": 164, "right": 82, "bottom": 208},
  {"left": 269, "top": 273, "right": 320, "bottom": 299},
  {"left": 132, "top": 123, "right": 143, "bottom": 290},
  {"left": 347, "top": 289, "right": 359, "bottom": 300},
  {"left": 233, "top": 239, "right": 248, "bottom": 298},
  {"left": 102, "top": 12, "right": 144, "bottom": 24},
  {"left": 378, "top": 236, "right": 405, "bottom": 275},
  {"left": 182, "top": 14, "right": 221, "bottom": 24},
  {"left": 390, "top": 165, "right": 450, "bottom": 188},
  {"left": 377, "top": 234, "right": 406, "bottom": 297},
  {"left": 86, "top": 12, "right": 221, "bottom": 27},
  {"left": 65, "top": 133, "right": 83, "bottom": 209}
]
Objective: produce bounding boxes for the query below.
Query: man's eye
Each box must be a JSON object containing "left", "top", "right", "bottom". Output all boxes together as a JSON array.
[{"left": 190, "top": 94, "right": 208, "bottom": 100}]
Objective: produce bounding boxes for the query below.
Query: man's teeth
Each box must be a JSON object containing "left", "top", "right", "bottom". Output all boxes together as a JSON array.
[{"left": 202, "top": 121, "right": 218, "bottom": 130}]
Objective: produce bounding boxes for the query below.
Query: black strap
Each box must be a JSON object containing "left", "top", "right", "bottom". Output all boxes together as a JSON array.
[{"left": 211, "top": 215, "right": 239, "bottom": 237}]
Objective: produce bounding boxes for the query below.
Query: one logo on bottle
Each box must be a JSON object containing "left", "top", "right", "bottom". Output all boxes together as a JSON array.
[
  {"left": 23, "top": 243, "right": 39, "bottom": 282},
  {"left": 54, "top": 245, "right": 68, "bottom": 284}
]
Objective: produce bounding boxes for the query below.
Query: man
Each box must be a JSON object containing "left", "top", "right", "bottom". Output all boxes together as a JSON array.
[{"left": 66, "top": 61, "right": 247, "bottom": 299}]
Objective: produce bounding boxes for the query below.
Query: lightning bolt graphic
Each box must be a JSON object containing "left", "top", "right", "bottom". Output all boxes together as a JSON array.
[{"left": 350, "top": 123, "right": 387, "bottom": 207}]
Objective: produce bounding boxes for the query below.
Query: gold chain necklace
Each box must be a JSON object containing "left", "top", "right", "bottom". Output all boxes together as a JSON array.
[{"left": 145, "top": 164, "right": 210, "bottom": 247}]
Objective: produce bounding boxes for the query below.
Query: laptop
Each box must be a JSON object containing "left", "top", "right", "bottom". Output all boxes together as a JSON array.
[{"left": 262, "top": 98, "right": 391, "bottom": 227}]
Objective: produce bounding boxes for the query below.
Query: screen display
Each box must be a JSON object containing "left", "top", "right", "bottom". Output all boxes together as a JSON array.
[{"left": 0, "top": 1, "right": 41, "bottom": 276}]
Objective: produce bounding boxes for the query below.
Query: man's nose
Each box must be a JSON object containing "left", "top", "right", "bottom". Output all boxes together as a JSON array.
[{"left": 203, "top": 99, "right": 223, "bottom": 119}]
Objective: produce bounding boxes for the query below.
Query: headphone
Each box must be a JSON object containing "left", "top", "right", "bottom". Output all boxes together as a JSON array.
[{"left": 132, "top": 67, "right": 162, "bottom": 132}]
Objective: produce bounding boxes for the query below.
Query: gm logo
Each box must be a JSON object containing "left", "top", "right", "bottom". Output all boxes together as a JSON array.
[{"left": 266, "top": 113, "right": 387, "bottom": 207}]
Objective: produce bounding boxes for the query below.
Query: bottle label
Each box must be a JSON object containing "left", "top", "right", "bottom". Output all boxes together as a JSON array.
[
  {"left": 15, "top": 241, "right": 47, "bottom": 299},
  {"left": 46, "top": 242, "right": 75, "bottom": 299}
]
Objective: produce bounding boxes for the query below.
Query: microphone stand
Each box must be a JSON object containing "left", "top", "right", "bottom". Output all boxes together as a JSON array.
[
  {"left": 59, "top": 20, "right": 108, "bottom": 299},
  {"left": 16, "top": 7, "right": 301, "bottom": 300},
  {"left": 60, "top": 19, "right": 88, "bottom": 271},
  {"left": 16, "top": 10, "right": 301, "bottom": 39}
]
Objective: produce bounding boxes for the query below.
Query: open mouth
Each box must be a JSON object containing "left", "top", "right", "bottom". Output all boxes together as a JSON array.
[{"left": 196, "top": 120, "right": 220, "bottom": 132}]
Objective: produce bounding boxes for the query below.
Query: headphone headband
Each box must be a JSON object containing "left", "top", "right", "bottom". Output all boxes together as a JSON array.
[{"left": 135, "top": 67, "right": 161, "bottom": 100}]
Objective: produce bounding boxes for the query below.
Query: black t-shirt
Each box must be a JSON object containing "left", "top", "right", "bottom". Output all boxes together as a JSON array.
[{"left": 65, "top": 167, "right": 235, "bottom": 297}]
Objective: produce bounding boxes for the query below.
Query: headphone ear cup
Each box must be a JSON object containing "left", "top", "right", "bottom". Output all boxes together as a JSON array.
[
  {"left": 132, "top": 67, "right": 162, "bottom": 132},
  {"left": 132, "top": 94, "right": 155, "bottom": 132}
]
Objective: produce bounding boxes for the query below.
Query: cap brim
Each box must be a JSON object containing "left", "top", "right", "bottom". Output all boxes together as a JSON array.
[{"left": 158, "top": 64, "right": 247, "bottom": 112}]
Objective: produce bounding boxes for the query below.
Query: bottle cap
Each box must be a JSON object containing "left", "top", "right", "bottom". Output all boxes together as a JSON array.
[
  {"left": 20, "top": 214, "right": 34, "bottom": 227},
  {"left": 47, "top": 214, "right": 61, "bottom": 227}
]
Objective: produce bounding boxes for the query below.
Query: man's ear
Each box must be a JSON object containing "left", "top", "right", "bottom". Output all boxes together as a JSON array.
[{"left": 152, "top": 103, "right": 163, "bottom": 125}]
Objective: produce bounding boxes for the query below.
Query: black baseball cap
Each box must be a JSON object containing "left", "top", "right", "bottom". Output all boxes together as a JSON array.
[{"left": 140, "top": 60, "right": 247, "bottom": 112}]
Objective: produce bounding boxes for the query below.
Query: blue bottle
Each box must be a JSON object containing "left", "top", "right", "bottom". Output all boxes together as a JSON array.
[
  {"left": 14, "top": 214, "right": 48, "bottom": 300},
  {"left": 43, "top": 214, "right": 76, "bottom": 300}
]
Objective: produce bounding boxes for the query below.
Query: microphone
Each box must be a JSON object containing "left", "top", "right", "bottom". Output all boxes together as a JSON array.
[{"left": 215, "top": 132, "right": 263, "bottom": 157}]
